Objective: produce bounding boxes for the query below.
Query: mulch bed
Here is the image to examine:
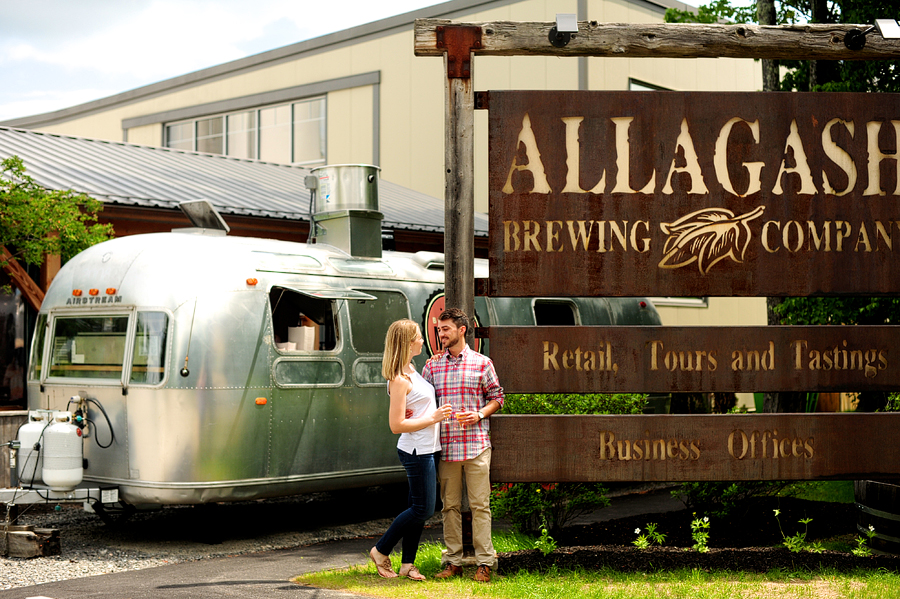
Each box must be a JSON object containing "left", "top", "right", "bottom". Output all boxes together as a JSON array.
[{"left": 498, "top": 496, "right": 900, "bottom": 573}]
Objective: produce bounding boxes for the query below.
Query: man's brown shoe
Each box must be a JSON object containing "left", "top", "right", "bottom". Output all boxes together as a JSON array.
[
  {"left": 433, "top": 564, "right": 463, "bottom": 579},
  {"left": 474, "top": 565, "right": 491, "bottom": 582}
]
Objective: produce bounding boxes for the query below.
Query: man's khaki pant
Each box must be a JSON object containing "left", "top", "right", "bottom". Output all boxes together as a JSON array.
[{"left": 438, "top": 447, "right": 496, "bottom": 567}]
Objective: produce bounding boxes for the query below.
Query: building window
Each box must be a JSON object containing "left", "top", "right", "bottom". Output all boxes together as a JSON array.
[
  {"left": 259, "top": 105, "right": 291, "bottom": 163},
  {"left": 164, "top": 97, "right": 326, "bottom": 166},
  {"left": 196, "top": 116, "right": 224, "bottom": 154},
  {"left": 227, "top": 111, "right": 257, "bottom": 160},
  {"left": 165, "top": 122, "right": 194, "bottom": 151},
  {"left": 293, "top": 98, "right": 326, "bottom": 165}
]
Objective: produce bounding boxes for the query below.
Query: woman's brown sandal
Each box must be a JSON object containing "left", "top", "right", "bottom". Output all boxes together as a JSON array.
[
  {"left": 399, "top": 564, "right": 426, "bottom": 581},
  {"left": 369, "top": 547, "right": 397, "bottom": 578}
]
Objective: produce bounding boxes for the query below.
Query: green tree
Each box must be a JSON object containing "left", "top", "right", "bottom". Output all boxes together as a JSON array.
[
  {"left": 0, "top": 155, "right": 113, "bottom": 282},
  {"left": 667, "top": 0, "right": 898, "bottom": 411},
  {"left": 665, "top": 0, "right": 900, "bottom": 94}
]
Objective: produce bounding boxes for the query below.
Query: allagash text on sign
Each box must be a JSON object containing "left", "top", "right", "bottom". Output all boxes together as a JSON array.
[{"left": 484, "top": 91, "right": 900, "bottom": 297}]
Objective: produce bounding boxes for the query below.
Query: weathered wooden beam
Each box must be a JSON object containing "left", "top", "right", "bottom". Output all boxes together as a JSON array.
[
  {"left": 1, "top": 245, "right": 43, "bottom": 311},
  {"left": 442, "top": 26, "right": 479, "bottom": 337},
  {"left": 490, "top": 413, "right": 900, "bottom": 482},
  {"left": 415, "top": 19, "right": 900, "bottom": 60}
]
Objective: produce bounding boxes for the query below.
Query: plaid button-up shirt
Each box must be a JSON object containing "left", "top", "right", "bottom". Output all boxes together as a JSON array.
[{"left": 423, "top": 344, "right": 504, "bottom": 462}]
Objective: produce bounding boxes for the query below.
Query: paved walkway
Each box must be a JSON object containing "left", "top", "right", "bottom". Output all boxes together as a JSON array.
[{"left": 0, "top": 488, "right": 683, "bottom": 599}]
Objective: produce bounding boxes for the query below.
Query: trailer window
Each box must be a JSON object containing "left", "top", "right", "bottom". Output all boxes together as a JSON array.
[
  {"left": 130, "top": 312, "right": 168, "bottom": 385},
  {"left": 534, "top": 300, "right": 579, "bottom": 325},
  {"left": 347, "top": 290, "right": 409, "bottom": 354},
  {"left": 49, "top": 316, "right": 129, "bottom": 380},
  {"left": 270, "top": 287, "right": 337, "bottom": 351},
  {"left": 29, "top": 314, "right": 47, "bottom": 381}
]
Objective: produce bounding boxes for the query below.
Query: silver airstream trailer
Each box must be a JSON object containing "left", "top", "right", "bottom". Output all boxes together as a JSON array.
[{"left": 17, "top": 165, "right": 662, "bottom": 508}]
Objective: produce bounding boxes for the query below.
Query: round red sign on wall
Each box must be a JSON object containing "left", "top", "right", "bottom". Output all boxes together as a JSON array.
[{"left": 422, "top": 290, "right": 481, "bottom": 357}]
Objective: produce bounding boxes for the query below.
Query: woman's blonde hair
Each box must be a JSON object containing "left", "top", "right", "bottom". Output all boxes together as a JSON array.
[{"left": 382, "top": 319, "right": 420, "bottom": 381}]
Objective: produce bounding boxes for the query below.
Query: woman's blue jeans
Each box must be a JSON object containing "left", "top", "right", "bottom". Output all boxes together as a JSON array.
[{"left": 375, "top": 449, "right": 438, "bottom": 563}]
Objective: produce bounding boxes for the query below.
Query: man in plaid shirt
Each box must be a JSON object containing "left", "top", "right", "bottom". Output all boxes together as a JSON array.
[{"left": 423, "top": 307, "right": 503, "bottom": 583}]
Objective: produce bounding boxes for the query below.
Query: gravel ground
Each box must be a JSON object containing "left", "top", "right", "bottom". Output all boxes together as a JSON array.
[{"left": 1, "top": 485, "right": 429, "bottom": 591}]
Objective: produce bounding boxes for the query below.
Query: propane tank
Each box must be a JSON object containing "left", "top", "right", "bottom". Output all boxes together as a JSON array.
[
  {"left": 41, "top": 411, "right": 84, "bottom": 491},
  {"left": 17, "top": 410, "right": 51, "bottom": 485}
]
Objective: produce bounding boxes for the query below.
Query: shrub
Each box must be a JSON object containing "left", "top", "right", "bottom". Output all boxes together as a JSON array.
[
  {"left": 671, "top": 481, "right": 792, "bottom": 519},
  {"left": 503, "top": 393, "right": 647, "bottom": 416},
  {"left": 492, "top": 481, "right": 610, "bottom": 532}
]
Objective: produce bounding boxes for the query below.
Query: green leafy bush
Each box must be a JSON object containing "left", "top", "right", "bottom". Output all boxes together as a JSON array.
[
  {"left": 502, "top": 393, "right": 647, "bottom": 416},
  {"left": 492, "top": 393, "right": 646, "bottom": 532},
  {"left": 671, "top": 481, "right": 792, "bottom": 519},
  {"left": 492, "top": 481, "right": 609, "bottom": 533}
]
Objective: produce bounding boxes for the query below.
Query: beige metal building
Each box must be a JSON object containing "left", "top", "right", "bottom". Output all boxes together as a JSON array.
[
  {"left": 0, "top": 0, "right": 768, "bottom": 364},
  {"left": 1, "top": 0, "right": 762, "bottom": 210}
]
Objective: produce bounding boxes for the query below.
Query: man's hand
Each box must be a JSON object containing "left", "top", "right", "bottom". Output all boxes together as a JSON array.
[{"left": 454, "top": 410, "right": 481, "bottom": 427}]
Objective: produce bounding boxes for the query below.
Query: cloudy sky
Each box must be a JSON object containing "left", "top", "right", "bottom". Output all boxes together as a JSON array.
[{"left": 0, "top": 0, "right": 440, "bottom": 122}]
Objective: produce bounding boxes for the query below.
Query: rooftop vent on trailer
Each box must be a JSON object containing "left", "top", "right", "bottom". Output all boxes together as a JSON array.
[
  {"left": 306, "top": 164, "right": 383, "bottom": 258},
  {"left": 177, "top": 199, "right": 230, "bottom": 235}
]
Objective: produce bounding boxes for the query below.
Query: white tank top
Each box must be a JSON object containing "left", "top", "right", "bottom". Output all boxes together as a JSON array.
[{"left": 394, "top": 370, "right": 441, "bottom": 455}]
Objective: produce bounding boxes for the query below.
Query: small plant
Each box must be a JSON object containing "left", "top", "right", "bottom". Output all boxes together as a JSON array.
[
  {"left": 492, "top": 481, "right": 609, "bottom": 532},
  {"left": 852, "top": 525, "right": 877, "bottom": 557},
  {"left": 632, "top": 522, "right": 667, "bottom": 549},
  {"left": 690, "top": 515, "right": 710, "bottom": 553},
  {"left": 773, "top": 509, "right": 824, "bottom": 553},
  {"left": 533, "top": 517, "right": 558, "bottom": 555}
]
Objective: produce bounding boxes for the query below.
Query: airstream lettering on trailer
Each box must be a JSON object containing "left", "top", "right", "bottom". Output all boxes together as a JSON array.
[{"left": 16, "top": 165, "right": 661, "bottom": 508}]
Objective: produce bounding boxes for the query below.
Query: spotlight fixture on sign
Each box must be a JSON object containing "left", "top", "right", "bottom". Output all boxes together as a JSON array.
[
  {"left": 844, "top": 18, "right": 900, "bottom": 50},
  {"left": 549, "top": 13, "right": 578, "bottom": 48},
  {"left": 876, "top": 18, "right": 900, "bottom": 38}
]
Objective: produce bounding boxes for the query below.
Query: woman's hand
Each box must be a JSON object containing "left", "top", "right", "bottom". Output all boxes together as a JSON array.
[{"left": 432, "top": 403, "right": 453, "bottom": 424}]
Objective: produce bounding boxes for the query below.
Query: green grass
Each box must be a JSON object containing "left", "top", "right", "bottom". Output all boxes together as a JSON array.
[
  {"left": 294, "top": 531, "right": 900, "bottom": 599},
  {"left": 778, "top": 480, "right": 856, "bottom": 503}
]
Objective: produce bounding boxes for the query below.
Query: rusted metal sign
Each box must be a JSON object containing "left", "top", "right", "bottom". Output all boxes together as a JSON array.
[
  {"left": 484, "top": 90, "right": 900, "bottom": 297},
  {"left": 490, "top": 413, "right": 900, "bottom": 482},
  {"left": 485, "top": 325, "right": 900, "bottom": 393}
]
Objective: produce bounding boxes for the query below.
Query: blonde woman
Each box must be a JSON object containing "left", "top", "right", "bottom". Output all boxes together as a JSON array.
[{"left": 369, "top": 319, "right": 453, "bottom": 580}]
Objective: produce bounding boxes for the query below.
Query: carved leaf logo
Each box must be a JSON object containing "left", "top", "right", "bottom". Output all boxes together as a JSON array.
[{"left": 658, "top": 206, "right": 766, "bottom": 274}]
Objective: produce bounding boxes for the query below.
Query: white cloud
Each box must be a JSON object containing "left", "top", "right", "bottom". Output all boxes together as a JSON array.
[
  {"left": 0, "top": 90, "right": 121, "bottom": 123},
  {"left": 0, "top": 0, "right": 439, "bottom": 121}
]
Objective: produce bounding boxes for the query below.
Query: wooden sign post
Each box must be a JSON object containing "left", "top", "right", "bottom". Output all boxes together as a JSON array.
[{"left": 415, "top": 18, "right": 900, "bottom": 482}]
